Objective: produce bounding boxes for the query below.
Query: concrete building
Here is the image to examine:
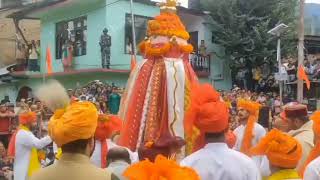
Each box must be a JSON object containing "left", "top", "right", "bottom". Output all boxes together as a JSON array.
[{"left": 0, "top": 0, "right": 232, "bottom": 102}]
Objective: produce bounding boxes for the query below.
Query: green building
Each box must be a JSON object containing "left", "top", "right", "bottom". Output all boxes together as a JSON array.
[{"left": 0, "top": 0, "right": 232, "bottom": 102}]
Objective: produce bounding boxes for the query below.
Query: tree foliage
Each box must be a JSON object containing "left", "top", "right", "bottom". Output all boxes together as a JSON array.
[{"left": 200, "top": 0, "right": 298, "bottom": 67}]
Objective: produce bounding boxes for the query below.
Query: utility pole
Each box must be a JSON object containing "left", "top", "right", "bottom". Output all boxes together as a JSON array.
[{"left": 297, "top": 0, "right": 305, "bottom": 103}]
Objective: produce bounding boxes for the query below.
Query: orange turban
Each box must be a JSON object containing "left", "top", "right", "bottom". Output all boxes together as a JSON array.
[
  {"left": 250, "top": 129, "right": 302, "bottom": 169},
  {"left": 48, "top": 102, "right": 98, "bottom": 147},
  {"left": 237, "top": 99, "right": 261, "bottom": 117},
  {"left": 237, "top": 99, "right": 261, "bottom": 156},
  {"left": 19, "top": 111, "right": 37, "bottom": 125},
  {"left": 300, "top": 111, "right": 320, "bottom": 176},
  {"left": 95, "top": 114, "right": 122, "bottom": 168},
  {"left": 192, "top": 83, "right": 229, "bottom": 133},
  {"left": 124, "top": 155, "right": 200, "bottom": 180}
]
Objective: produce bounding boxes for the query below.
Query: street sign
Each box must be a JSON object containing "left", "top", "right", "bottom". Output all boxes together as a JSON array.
[{"left": 275, "top": 72, "right": 288, "bottom": 81}]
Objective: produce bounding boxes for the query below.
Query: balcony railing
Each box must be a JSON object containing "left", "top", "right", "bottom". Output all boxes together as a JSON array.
[{"left": 189, "top": 54, "right": 211, "bottom": 77}]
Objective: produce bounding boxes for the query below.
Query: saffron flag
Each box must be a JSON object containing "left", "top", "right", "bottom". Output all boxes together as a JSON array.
[
  {"left": 298, "top": 65, "right": 310, "bottom": 90},
  {"left": 130, "top": 54, "right": 137, "bottom": 71},
  {"left": 46, "top": 46, "right": 52, "bottom": 74}
]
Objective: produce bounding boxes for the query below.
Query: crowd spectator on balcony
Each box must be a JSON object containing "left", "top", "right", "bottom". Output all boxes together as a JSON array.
[
  {"left": 16, "top": 43, "right": 28, "bottom": 71},
  {"left": 28, "top": 40, "right": 40, "bottom": 72},
  {"left": 311, "top": 60, "right": 320, "bottom": 79},
  {"left": 199, "top": 40, "right": 207, "bottom": 56},
  {"left": 252, "top": 67, "right": 262, "bottom": 91},
  {"left": 286, "top": 58, "right": 297, "bottom": 82}
]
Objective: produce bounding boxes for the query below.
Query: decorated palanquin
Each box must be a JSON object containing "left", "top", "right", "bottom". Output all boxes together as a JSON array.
[{"left": 118, "top": 0, "right": 199, "bottom": 160}]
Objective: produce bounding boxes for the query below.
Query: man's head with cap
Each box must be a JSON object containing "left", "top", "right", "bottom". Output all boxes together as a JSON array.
[
  {"left": 48, "top": 101, "right": 98, "bottom": 156},
  {"left": 281, "top": 102, "right": 309, "bottom": 131}
]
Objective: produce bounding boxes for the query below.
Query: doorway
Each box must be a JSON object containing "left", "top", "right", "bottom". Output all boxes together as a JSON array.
[{"left": 189, "top": 31, "right": 198, "bottom": 54}]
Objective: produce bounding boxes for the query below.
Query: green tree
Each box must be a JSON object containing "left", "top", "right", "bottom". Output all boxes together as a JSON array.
[{"left": 200, "top": 0, "right": 298, "bottom": 67}]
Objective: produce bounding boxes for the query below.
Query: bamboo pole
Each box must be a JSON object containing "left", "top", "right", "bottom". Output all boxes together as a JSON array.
[{"left": 297, "top": 0, "right": 305, "bottom": 103}]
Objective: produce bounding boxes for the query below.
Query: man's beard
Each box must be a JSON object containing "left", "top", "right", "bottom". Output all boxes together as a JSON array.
[{"left": 238, "top": 116, "right": 248, "bottom": 123}]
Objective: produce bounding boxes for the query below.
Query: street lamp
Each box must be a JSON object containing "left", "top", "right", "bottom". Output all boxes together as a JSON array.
[{"left": 268, "top": 23, "right": 288, "bottom": 104}]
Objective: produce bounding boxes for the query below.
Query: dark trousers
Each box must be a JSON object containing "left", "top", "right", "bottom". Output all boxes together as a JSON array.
[
  {"left": 0, "top": 134, "right": 10, "bottom": 148},
  {"left": 28, "top": 59, "right": 40, "bottom": 71}
]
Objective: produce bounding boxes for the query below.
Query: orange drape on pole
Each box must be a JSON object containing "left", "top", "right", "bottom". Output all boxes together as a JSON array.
[
  {"left": 46, "top": 46, "right": 52, "bottom": 74},
  {"left": 298, "top": 65, "right": 310, "bottom": 90}
]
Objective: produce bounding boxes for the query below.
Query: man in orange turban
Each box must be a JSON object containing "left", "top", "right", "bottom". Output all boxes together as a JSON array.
[
  {"left": 234, "top": 99, "right": 270, "bottom": 176},
  {"left": 7, "top": 111, "right": 52, "bottom": 180},
  {"left": 181, "top": 84, "right": 261, "bottom": 180},
  {"left": 91, "top": 114, "right": 123, "bottom": 168},
  {"left": 302, "top": 110, "right": 320, "bottom": 179},
  {"left": 281, "top": 103, "right": 314, "bottom": 172},
  {"left": 250, "top": 129, "right": 302, "bottom": 179},
  {"left": 30, "top": 102, "right": 114, "bottom": 180}
]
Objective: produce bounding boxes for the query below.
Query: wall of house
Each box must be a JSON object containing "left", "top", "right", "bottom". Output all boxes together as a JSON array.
[
  {"left": 305, "top": 3, "right": 320, "bottom": 36},
  {"left": 0, "top": 83, "right": 19, "bottom": 102},
  {"left": 39, "top": 1, "right": 107, "bottom": 73},
  {"left": 39, "top": 0, "right": 159, "bottom": 73},
  {"left": 180, "top": 12, "right": 232, "bottom": 90},
  {"left": 105, "top": 0, "right": 159, "bottom": 69}
]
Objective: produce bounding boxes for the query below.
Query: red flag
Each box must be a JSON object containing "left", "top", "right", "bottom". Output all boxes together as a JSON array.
[
  {"left": 46, "top": 46, "right": 52, "bottom": 74},
  {"left": 130, "top": 54, "right": 137, "bottom": 71},
  {"left": 298, "top": 65, "right": 310, "bottom": 90}
]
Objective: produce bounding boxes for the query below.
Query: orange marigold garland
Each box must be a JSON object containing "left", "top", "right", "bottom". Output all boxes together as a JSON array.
[
  {"left": 147, "top": 12, "right": 190, "bottom": 40},
  {"left": 139, "top": 41, "right": 194, "bottom": 57},
  {"left": 123, "top": 154, "right": 200, "bottom": 180}
]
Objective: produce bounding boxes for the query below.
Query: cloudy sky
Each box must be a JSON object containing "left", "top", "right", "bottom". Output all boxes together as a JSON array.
[{"left": 306, "top": 0, "right": 320, "bottom": 3}]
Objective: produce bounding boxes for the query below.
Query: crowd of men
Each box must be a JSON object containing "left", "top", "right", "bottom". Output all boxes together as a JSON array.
[
  {"left": 1, "top": 81, "right": 320, "bottom": 180},
  {"left": 0, "top": 81, "right": 124, "bottom": 179}
]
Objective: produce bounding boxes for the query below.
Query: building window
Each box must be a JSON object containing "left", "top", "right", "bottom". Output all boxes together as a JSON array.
[
  {"left": 55, "top": 16, "right": 87, "bottom": 59},
  {"left": 125, "top": 14, "right": 152, "bottom": 54}
]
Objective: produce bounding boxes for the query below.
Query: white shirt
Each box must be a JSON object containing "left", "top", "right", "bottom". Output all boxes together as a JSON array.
[
  {"left": 91, "top": 139, "right": 139, "bottom": 167},
  {"left": 234, "top": 123, "right": 270, "bottom": 176},
  {"left": 180, "top": 143, "right": 261, "bottom": 180},
  {"left": 304, "top": 156, "right": 320, "bottom": 180},
  {"left": 14, "top": 129, "right": 52, "bottom": 180},
  {"left": 106, "top": 161, "right": 130, "bottom": 180}
]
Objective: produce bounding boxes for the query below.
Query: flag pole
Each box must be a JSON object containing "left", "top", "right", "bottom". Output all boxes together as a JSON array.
[
  {"left": 130, "top": 0, "right": 137, "bottom": 58},
  {"left": 297, "top": 0, "right": 305, "bottom": 103},
  {"left": 42, "top": 47, "right": 46, "bottom": 84}
]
